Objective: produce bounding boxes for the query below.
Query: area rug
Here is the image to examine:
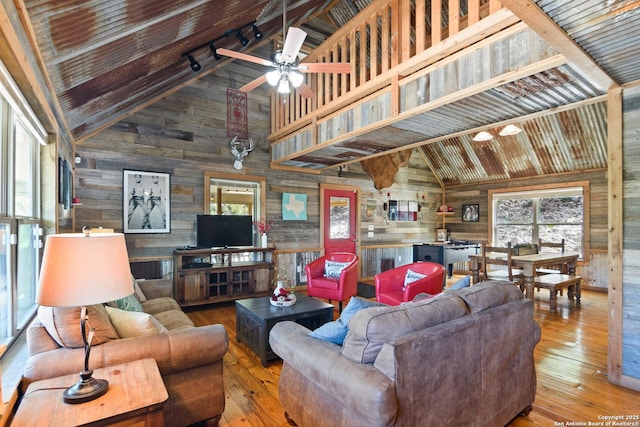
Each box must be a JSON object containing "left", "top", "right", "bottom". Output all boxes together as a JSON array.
[{"left": 357, "top": 282, "right": 376, "bottom": 299}]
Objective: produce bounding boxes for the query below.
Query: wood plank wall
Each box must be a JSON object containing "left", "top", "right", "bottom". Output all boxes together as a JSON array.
[
  {"left": 444, "top": 169, "right": 608, "bottom": 289},
  {"left": 72, "top": 59, "right": 443, "bottom": 265},
  {"left": 621, "top": 87, "right": 640, "bottom": 384}
]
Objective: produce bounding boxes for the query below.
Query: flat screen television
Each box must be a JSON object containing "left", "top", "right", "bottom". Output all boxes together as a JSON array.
[{"left": 196, "top": 215, "right": 254, "bottom": 248}]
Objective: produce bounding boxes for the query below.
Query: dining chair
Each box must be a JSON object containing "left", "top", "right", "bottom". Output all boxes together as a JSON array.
[
  {"left": 537, "top": 239, "right": 567, "bottom": 275},
  {"left": 481, "top": 243, "right": 524, "bottom": 288}
]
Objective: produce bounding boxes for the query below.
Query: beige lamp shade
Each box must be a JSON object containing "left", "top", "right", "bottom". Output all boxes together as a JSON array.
[{"left": 37, "top": 233, "right": 133, "bottom": 307}]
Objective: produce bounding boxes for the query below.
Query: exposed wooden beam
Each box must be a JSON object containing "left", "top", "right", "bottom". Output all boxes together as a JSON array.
[
  {"left": 500, "top": 0, "right": 616, "bottom": 90},
  {"left": 607, "top": 86, "right": 623, "bottom": 385}
]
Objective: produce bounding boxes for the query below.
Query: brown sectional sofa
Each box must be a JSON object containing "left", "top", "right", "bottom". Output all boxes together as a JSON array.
[
  {"left": 270, "top": 280, "right": 541, "bottom": 427},
  {"left": 22, "top": 279, "right": 228, "bottom": 427}
]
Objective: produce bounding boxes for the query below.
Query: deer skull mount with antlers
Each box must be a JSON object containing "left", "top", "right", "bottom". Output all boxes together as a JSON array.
[{"left": 230, "top": 136, "right": 254, "bottom": 169}]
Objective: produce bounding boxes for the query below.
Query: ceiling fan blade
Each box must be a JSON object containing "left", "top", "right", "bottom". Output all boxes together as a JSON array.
[
  {"left": 297, "top": 82, "right": 314, "bottom": 98},
  {"left": 239, "top": 75, "right": 268, "bottom": 93},
  {"left": 299, "top": 62, "right": 352, "bottom": 73},
  {"left": 281, "top": 27, "right": 307, "bottom": 62},
  {"left": 216, "top": 48, "right": 274, "bottom": 67}
]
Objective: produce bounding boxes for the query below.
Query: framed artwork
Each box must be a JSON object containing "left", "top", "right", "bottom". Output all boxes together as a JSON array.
[
  {"left": 437, "top": 228, "right": 448, "bottom": 242},
  {"left": 123, "top": 170, "right": 170, "bottom": 233},
  {"left": 462, "top": 204, "right": 479, "bottom": 222},
  {"left": 282, "top": 193, "right": 307, "bottom": 220}
]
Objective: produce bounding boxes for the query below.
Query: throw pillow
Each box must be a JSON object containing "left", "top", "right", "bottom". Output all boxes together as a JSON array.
[
  {"left": 449, "top": 275, "right": 471, "bottom": 290},
  {"left": 108, "top": 293, "right": 144, "bottom": 312},
  {"left": 132, "top": 275, "right": 147, "bottom": 302},
  {"left": 324, "top": 260, "right": 350, "bottom": 279},
  {"left": 403, "top": 268, "right": 427, "bottom": 289},
  {"left": 38, "top": 304, "right": 119, "bottom": 348},
  {"left": 309, "top": 296, "right": 384, "bottom": 345},
  {"left": 105, "top": 306, "right": 168, "bottom": 338}
]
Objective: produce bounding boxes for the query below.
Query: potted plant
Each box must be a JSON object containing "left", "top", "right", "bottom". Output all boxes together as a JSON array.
[{"left": 513, "top": 243, "right": 538, "bottom": 256}]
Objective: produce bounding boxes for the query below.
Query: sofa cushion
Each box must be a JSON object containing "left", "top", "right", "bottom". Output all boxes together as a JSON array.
[
  {"left": 324, "top": 260, "right": 349, "bottom": 278},
  {"left": 152, "top": 310, "right": 195, "bottom": 331},
  {"left": 309, "top": 297, "right": 384, "bottom": 345},
  {"left": 108, "top": 293, "right": 144, "bottom": 312},
  {"left": 37, "top": 304, "right": 118, "bottom": 348},
  {"left": 105, "top": 306, "right": 169, "bottom": 338},
  {"left": 141, "top": 297, "right": 182, "bottom": 315},
  {"left": 448, "top": 280, "right": 523, "bottom": 313},
  {"left": 403, "top": 268, "right": 426, "bottom": 289},
  {"left": 342, "top": 295, "right": 468, "bottom": 363}
]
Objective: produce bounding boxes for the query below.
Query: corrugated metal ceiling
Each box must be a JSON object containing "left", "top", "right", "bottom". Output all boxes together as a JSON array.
[{"left": 13, "top": 0, "right": 640, "bottom": 187}]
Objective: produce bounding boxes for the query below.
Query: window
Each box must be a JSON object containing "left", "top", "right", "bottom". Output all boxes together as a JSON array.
[
  {"left": 0, "top": 60, "right": 45, "bottom": 348},
  {"left": 490, "top": 184, "right": 587, "bottom": 257}
]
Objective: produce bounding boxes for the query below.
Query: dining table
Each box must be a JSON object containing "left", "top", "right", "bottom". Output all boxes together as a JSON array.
[{"left": 469, "top": 252, "right": 580, "bottom": 299}]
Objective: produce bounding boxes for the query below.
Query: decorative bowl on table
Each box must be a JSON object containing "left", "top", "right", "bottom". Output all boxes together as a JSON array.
[
  {"left": 270, "top": 293, "right": 297, "bottom": 307},
  {"left": 270, "top": 282, "right": 296, "bottom": 306}
]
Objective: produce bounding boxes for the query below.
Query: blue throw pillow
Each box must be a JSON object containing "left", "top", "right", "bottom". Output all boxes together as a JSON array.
[
  {"left": 309, "top": 296, "right": 383, "bottom": 345},
  {"left": 449, "top": 275, "right": 471, "bottom": 290}
]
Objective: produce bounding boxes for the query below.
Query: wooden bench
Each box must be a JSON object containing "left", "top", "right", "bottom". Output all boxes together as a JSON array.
[{"left": 533, "top": 273, "right": 581, "bottom": 312}]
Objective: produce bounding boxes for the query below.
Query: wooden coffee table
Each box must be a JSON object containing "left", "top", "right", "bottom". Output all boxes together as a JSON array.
[{"left": 236, "top": 294, "right": 334, "bottom": 366}]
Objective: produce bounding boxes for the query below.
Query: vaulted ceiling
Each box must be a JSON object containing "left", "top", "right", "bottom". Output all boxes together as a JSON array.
[{"left": 14, "top": 0, "right": 640, "bottom": 186}]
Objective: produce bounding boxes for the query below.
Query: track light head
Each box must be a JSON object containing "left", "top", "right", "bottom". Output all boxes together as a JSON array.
[
  {"left": 236, "top": 30, "right": 249, "bottom": 46},
  {"left": 187, "top": 54, "right": 201, "bottom": 72},
  {"left": 210, "top": 43, "right": 222, "bottom": 60},
  {"left": 252, "top": 24, "right": 263, "bottom": 39}
]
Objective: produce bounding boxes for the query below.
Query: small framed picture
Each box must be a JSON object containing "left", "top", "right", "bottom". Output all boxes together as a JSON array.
[
  {"left": 123, "top": 170, "right": 171, "bottom": 233},
  {"left": 437, "top": 228, "right": 448, "bottom": 242},
  {"left": 462, "top": 204, "right": 479, "bottom": 222}
]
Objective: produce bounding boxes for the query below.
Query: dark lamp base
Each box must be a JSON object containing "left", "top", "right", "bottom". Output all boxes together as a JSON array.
[{"left": 63, "top": 370, "right": 109, "bottom": 404}]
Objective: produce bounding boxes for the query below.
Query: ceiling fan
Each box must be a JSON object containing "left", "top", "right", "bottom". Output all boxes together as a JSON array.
[{"left": 216, "top": 2, "right": 351, "bottom": 97}]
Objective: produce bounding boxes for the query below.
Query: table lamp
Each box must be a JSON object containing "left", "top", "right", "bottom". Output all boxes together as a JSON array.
[{"left": 36, "top": 229, "right": 133, "bottom": 404}]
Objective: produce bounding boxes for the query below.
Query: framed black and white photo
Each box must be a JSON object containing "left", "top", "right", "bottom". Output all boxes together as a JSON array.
[
  {"left": 123, "top": 170, "right": 170, "bottom": 233},
  {"left": 462, "top": 204, "right": 479, "bottom": 222}
]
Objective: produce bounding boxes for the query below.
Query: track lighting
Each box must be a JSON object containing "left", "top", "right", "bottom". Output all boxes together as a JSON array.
[
  {"left": 252, "top": 24, "right": 262, "bottom": 40},
  {"left": 236, "top": 30, "right": 249, "bottom": 46},
  {"left": 187, "top": 54, "right": 201, "bottom": 72},
  {"left": 210, "top": 43, "right": 222, "bottom": 60},
  {"left": 181, "top": 20, "right": 262, "bottom": 70}
]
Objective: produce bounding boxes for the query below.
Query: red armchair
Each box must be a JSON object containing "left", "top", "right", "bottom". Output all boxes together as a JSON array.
[
  {"left": 305, "top": 252, "right": 359, "bottom": 312},
  {"left": 375, "top": 262, "right": 446, "bottom": 305}
]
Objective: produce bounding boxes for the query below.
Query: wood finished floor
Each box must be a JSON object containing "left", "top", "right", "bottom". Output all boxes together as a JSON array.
[{"left": 185, "top": 283, "right": 640, "bottom": 427}]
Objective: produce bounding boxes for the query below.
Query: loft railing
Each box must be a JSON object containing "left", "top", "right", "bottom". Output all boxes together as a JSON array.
[{"left": 270, "top": 0, "right": 503, "bottom": 139}]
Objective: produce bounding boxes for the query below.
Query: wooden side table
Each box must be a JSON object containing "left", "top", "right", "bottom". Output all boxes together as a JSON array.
[{"left": 12, "top": 358, "right": 168, "bottom": 427}]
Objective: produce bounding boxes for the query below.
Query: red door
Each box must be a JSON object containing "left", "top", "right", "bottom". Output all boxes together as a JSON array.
[{"left": 322, "top": 186, "right": 358, "bottom": 255}]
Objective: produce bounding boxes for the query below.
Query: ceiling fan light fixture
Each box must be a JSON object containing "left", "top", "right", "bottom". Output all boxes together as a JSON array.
[
  {"left": 266, "top": 70, "right": 281, "bottom": 86},
  {"left": 472, "top": 131, "right": 494, "bottom": 141},
  {"left": 277, "top": 78, "right": 291, "bottom": 94},
  {"left": 187, "top": 54, "right": 201, "bottom": 72},
  {"left": 499, "top": 124, "right": 522, "bottom": 136},
  {"left": 236, "top": 30, "right": 249, "bottom": 46},
  {"left": 288, "top": 70, "right": 304, "bottom": 88}
]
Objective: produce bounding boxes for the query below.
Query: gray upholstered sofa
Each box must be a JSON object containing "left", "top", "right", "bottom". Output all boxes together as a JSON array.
[
  {"left": 22, "top": 278, "right": 228, "bottom": 427},
  {"left": 270, "top": 280, "right": 541, "bottom": 427}
]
